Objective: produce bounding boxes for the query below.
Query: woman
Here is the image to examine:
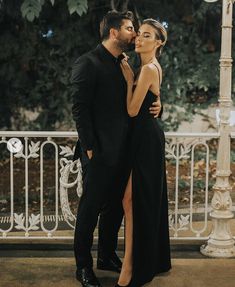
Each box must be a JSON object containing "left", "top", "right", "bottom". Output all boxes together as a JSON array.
[{"left": 116, "top": 19, "right": 171, "bottom": 287}]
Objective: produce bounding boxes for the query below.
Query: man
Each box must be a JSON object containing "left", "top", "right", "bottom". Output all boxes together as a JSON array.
[{"left": 71, "top": 10, "right": 161, "bottom": 287}]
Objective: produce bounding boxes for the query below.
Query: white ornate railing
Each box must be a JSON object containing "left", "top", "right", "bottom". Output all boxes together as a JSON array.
[
  {"left": 0, "top": 131, "right": 234, "bottom": 241},
  {"left": 166, "top": 132, "right": 218, "bottom": 240}
]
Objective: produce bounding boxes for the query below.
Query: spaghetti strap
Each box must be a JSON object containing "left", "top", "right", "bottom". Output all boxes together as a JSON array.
[{"left": 152, "top": 63, "right": 161, "bottom": 85}]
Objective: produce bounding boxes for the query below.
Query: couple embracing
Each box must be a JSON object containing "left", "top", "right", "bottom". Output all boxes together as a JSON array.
[{"left": 71, "top": 10, "right": 171, "bottom": 287}]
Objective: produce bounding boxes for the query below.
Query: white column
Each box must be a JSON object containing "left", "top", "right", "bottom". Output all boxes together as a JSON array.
[{"left": 201, "top": 0, "right": 235, "bottom": 257}]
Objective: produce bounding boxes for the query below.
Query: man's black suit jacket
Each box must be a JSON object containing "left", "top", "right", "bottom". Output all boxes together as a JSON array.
[{"left": 71, "top": 44, "right": 130, "bottom": 166}]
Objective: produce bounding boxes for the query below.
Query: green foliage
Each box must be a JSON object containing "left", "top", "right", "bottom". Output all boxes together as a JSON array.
[
  {"left": 20, "top": 0, "right": 88, "bottom": 22},
  {"left": 21, "top": 0, "right": 43, "bottom": 22},
  {"left": 0, "top": 0, "right": 234, "bottom": 131},
  {"left": 231, "top": 150, "right": 235, "bottom": 163},
  {"left": 178, "top": 178, "right": 190, "bottom": 190},
  {"left": 193, "top": 179, "right": 214, "bottom": 191},
  {"left": 67, "top": 0, "right": 88, "bottom": 16},
  {"left": 0, "top": 0, "right": 96, "bottom": 130}
]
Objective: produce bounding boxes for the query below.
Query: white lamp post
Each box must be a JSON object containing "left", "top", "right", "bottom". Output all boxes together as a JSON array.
[{"left": 200, "top": 0, "right": 235, "bottom": 257}]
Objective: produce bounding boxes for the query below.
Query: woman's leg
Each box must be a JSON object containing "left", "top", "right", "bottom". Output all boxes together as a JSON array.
[{"left": 118, "top": 173, "right": 133, "bottom": 285}]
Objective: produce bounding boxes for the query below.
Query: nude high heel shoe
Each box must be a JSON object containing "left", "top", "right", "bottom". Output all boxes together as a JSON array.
[{"left": 115, "top": 279, "right": 133, "bottom": 287}]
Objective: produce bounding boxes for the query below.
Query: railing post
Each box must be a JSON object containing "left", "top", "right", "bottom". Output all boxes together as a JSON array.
[{"left": 201, "top": 0, "right": 235, "bottom": 257}]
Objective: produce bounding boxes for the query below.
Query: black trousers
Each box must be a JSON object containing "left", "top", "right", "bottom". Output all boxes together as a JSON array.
[{"left": 74, "top": 149, "right": 129, "bottom": 269}]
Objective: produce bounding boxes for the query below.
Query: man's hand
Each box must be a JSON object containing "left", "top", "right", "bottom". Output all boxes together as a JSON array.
[
  {"left": 149, "top": 98, "right": 161, "bottom": 118},
  {"left": 87, "top": 150, "right": 93, "bottom": 159}
]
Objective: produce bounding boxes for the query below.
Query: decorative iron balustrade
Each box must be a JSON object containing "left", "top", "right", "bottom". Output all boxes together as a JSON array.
[{"left": 1, "top": 131, "right": 234, "bottom": 241}]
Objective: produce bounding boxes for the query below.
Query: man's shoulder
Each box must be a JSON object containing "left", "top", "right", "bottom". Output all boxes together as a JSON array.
[{"left": 74, "top": 46, "right": 100, "bottom": 65}]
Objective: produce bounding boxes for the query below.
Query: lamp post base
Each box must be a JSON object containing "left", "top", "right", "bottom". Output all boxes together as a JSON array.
[
  {"left": 200, "top": 209, "right": 235, "bottom": 258},
  {"left": 200, "top": 241, "right": 235, "bottom": 258}
]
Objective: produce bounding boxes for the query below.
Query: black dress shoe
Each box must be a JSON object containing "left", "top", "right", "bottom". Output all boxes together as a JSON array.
[
  {"left": 97, "top": 252, "right": 122, "bottom": 273},
  {"left": 76, "top": 267, "right": 102, "bottom": 287}
]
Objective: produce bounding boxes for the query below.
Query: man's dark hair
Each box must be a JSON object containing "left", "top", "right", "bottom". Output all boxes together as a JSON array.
[{"left": 100, "top": 10, "right": 134, "bottom": 41}]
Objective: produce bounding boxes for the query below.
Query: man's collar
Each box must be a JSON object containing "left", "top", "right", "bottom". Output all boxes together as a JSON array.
[{"left": 98, "top": 44, "right": 124, "bottom": 64}]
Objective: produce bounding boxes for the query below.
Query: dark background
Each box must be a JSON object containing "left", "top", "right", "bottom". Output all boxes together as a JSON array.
[{"left": 0, "top": 0, "right": 233, "bottom": 131}]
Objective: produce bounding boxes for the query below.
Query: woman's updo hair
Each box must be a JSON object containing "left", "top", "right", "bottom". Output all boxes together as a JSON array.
[{"left": 143, "top": 18, "right": 167, "bottom": 58}]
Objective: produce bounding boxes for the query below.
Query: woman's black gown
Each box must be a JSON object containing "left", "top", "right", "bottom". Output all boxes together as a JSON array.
[{"left": 129, "top": 80, "right": 171, "bottom": 286}]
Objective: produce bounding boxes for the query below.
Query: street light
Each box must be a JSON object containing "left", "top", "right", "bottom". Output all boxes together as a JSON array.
[{"left": 200, "top": 0, "right": 235, "bottom": 257}]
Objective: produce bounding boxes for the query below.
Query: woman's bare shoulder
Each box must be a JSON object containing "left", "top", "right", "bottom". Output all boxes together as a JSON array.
[
  {"left": 149, "top": 62, "right": 162, "bottom": 81},
  {"left": 140, "top": 64, "right": 156, "bottom": 76}
]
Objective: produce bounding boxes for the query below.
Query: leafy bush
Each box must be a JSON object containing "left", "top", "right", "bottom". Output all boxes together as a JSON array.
[{"left": 0, "top": 0, "right": 234, "bottom": 131}]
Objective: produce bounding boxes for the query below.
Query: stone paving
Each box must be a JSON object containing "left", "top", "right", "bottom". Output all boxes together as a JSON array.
[{"left": 1, "top": 256, "right": 235, "bottom": 287}]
